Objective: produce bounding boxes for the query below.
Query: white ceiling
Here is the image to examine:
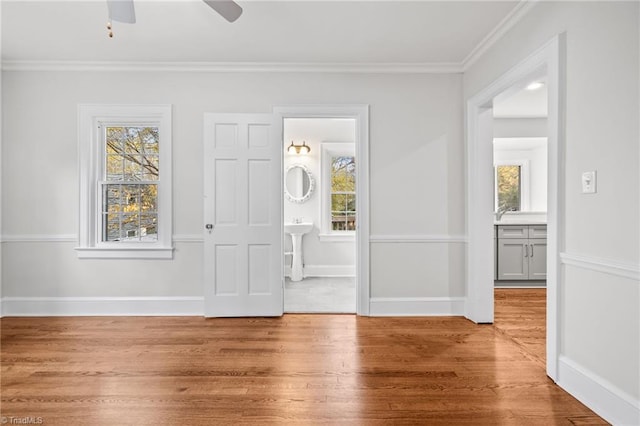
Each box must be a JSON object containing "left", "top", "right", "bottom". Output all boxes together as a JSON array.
[{"left": 1, "top": 0, "right": 521, "bottom": 64}]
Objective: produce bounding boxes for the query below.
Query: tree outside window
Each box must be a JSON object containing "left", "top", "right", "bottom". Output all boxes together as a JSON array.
[
  {"left": 496, "top": 165, "right": 521, "bottom": 211},
  {"left": 331, "top": 156, "right": 356, "bottom": 231},
  {"left": 102, "top": 126, "right": 159, "bottom": 242}
]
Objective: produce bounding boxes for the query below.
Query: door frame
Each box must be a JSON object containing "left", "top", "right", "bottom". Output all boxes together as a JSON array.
[
  {"left": 465, "top": 34, "right": 565, "bottom": 380},
  {"left": 273, "top": 105, "right": 370, "bottom": 316}
]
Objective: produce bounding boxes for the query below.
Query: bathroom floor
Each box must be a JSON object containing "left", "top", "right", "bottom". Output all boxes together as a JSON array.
[{"left": 284, "top": 277, "right": 356, "bottom": 313}]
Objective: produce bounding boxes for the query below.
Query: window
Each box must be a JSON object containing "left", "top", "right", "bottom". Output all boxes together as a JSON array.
[
  {"left": 496, "top": 164, "right": 521, "bottom": 211},
  {"left": 494, "top": 160, "right": 530, "bottom": 212},
  {"left": 330, "top": 156, "right": 356, "bottom": 231},
  {"left": 320, "top": 143, "right": 356, "bottom": 241},
  {"left": 77, "top": 105, "right": 172, "bottom": 258}
]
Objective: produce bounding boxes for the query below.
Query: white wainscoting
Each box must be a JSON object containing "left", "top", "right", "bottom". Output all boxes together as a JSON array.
[
  {"left": 558, "top": 356, "right": 640, "bottom": 426},
  {"left": 1, "top": 234, "right": 205, "bottom": 243},
  {"left": 558, "top": 252, "right": 640, "bottom": 425},
  {"left": 1, "top": 234, "right": 77, "bottom": 243},
  {"left": 369, "top": 234, "right": 466, "bottom": 316},
  {"left": 369, "top": 234, "right": 467, "bottom": 243},
  {"left": 1, "top": 296, "right": 204, "bottom": 317},
  {"left": 560, "top": 252, "right": 640, "bottom": 281}
]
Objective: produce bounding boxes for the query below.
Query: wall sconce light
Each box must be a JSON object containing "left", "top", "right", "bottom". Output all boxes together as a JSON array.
[{"left": 287, "top": 141, "right": 311, "bottom": 155}]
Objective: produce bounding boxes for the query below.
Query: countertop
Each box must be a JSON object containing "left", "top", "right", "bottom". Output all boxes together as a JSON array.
[{"left": 494, "top": 221, "right": 547, "bottom": 226}]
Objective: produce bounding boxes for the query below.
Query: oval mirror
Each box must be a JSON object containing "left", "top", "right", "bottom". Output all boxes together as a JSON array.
[{"left": 285, "top": 164, "right": 315, "bottom": 203}]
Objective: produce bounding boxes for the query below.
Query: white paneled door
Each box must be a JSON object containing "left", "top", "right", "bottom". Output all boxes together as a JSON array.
[{"left": 203, "top": 114, "right": 283, "bottom": 317}]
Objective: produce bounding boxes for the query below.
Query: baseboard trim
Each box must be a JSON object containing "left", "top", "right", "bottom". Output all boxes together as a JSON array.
[
  {"left": 285, "top": 265, "right": 356, "bottom": 278},
  {"left": 0, "top": 296, "right": 204, "bottom": 317},
  {"left": 560, "top": 252, "right": 640, "bottom": 281},
  {"left": 369, "top": 297, "right": 465, "bottom": 316},
  {"left": 558, "top": 355, "right": 640, "bottom": 426}
]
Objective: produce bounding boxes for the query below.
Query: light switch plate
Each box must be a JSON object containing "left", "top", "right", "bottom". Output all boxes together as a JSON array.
[{"left": 582, "top": 171, "right": 597, "bottom": 194}]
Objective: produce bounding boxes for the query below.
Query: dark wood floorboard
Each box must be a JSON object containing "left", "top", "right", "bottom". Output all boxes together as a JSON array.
[{"left": 1, "top": 296, "right": 606, "bottom": 425}]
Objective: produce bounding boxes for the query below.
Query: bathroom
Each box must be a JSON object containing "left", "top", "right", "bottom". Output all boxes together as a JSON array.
[{"left": 282, "top": 118, "right": 356, "bottom": 313}]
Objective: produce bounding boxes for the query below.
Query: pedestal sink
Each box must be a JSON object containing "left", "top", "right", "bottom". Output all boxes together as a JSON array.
[{"left": 284, "top": 221, "right": 313, "bottom": 282}]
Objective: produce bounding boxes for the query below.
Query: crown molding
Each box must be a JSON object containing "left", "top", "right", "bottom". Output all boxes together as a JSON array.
[
  {"left": 1, "top": 2, "right": 536, "bottom": 75},
  {"left": 1, "top": 60, "right": 462, "bottom": 74},
  {"left": 462, "top": 0, "right": 539, "bottom": 71}
]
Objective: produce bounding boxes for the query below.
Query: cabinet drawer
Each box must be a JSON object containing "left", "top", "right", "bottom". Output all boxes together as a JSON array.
[
  {"left": 497, "top": 225, "right": 528, "bottom": 239},
  {"left": 528, "top": 225, "right": 547, "bottom": 238}
]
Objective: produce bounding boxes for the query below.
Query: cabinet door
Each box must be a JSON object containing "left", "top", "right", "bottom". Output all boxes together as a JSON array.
[
  {"left": 497, "top": 238, "right": 529, "bottom": 280},
  {"left": 528, "top": 239, "right": 547, "bottom": 280}
]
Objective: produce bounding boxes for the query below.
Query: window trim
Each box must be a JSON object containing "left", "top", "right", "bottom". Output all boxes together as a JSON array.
[
  {"left": 319, "top": 142, "right": 356, "bottom": 242},
  {"left": 76, "top": 105, "right": 173, "bottom": 259},
  {"left": 494, "top": 159, "right": 530, "bottom": 212}
]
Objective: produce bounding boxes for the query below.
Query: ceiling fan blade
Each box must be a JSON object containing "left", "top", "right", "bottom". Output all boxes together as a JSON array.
[
  {"left": 203, "top": 0, "right": 243, "bottom": 23},
  {"left": 107, "top": 0, "right": 136, "bottom": 24}
]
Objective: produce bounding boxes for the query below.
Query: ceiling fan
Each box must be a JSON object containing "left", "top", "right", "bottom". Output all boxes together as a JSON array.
[{"left": 106, "top": 0, "right": 242, "bottom": 37}]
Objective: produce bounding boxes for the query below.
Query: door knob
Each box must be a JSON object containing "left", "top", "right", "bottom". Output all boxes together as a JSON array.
[{"left": 205, "top": 224, "right": 214, "bottom": 234}]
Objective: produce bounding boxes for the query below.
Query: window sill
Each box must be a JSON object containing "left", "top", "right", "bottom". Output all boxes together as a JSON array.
[
  {"left": 75, "top": 246, "right": 174, "bottom": 259},
  {"left": 318, "top": 233, "right": 355, "bottom": 243}
]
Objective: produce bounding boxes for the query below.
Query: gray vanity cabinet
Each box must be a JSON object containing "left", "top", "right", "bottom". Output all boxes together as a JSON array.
[{"left": 496, "top": 225, "right": 547, "bottom": 281}]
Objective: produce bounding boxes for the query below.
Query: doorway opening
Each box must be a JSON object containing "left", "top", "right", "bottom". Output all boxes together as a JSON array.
[
  {"left": 274, "top": 105, "right": 370, "bottom": 316},
  {"left": 466, "top": 35, "right": 564, "bottom": 380},
  {"left": 282, "top": 118, "right": 357, "bottom": 313},
  {"left": 492, "top": 75, "right": 549, "bottom": 366}
]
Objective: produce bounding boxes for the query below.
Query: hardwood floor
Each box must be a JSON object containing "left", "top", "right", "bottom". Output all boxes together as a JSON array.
[
  {"left": 1, "top": 304, "right": 605, "bottom": 424},
  {"left": 494, "top": 288, "right": 547, "bottom": 366}
]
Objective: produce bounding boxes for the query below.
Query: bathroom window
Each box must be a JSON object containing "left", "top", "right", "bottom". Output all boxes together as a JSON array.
[
  {"left": 320, "top": 143, "right": 356, "bottom": 241},
  {"left": 331, "top": 156, "right": 356, "bottom": 231},
  {"left": 76, "top": 105, "right": 173, "bottom": 259}
]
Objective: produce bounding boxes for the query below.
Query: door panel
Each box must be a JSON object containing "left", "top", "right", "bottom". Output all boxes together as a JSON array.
[{"left": 204, "top": 113, "right": 283, "bottom": 317}]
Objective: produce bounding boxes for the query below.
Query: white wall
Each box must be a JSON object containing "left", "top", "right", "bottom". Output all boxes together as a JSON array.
[
  {"left": 464, "top": 2, "right": 639, "bottom": 422},
  {"left": 1, "top": 71, "right": 465, "bottom": 309},
  {"left": 283, "top": 118, "right": 356, "bottom": 276}
]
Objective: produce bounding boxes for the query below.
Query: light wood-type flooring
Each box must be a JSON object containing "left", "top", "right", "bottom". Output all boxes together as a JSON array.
[{"left": 1, "top": 289, "right": 606, "bottom": 425}]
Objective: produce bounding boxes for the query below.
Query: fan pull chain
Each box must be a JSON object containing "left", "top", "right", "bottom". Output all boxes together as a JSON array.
[{"left": 107, "top": 21, "right": 113, "bottom": 38}]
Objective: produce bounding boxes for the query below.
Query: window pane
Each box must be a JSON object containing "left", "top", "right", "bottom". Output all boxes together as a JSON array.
[
  {"left": 331, "top": 194, "right": 347, "bottom": 212},
  {"left": 106, "top": 155, "right": 123, "bottom": 179},
  {"left": 346, "top": 194, "right": 356, "bottom": 213},
  {"left": 497, "top": 165, "right": 521, "bottom": 211},
  {"left": 103, "top": 185, "right": 121, "bottom": 213},
  {"left": 331, "top": 156, "right": 355, "bottom": 192},
  {"left": 140, "top": 185, "right": 158, "bottom": 212},
  {"left": 105, "top": 126, "right": 159, "bottom": 182},
  {"left": 104, "top": 213, "right": 121, "bottom": 241},
  {"left": 346, "top": 213, "right": 356, "bottom": 231},
  {"left": 101, "top": 183, "right": 157, "bottom": 242},
  {"left": 331, "top": 213, "right": 347, "bottom": 231},
  {"left": 122, "top": 213, "right": 140, "bottom": 240},
  {"left": 140, "top": 214, "right": 158, "bottom": 241},
  {"left": 142, "top": 155, "right": 159, "bottom": 181}
]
